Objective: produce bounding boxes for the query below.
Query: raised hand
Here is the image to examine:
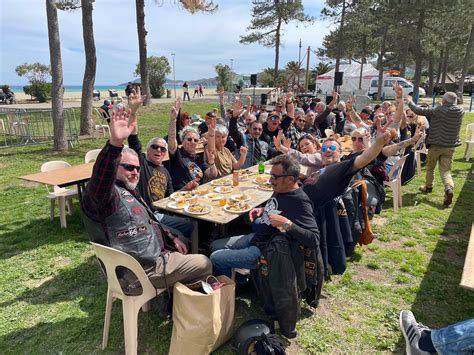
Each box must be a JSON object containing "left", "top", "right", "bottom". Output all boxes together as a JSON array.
[
  {"left": 282, "top": 136, "right": 291, "bottom": 149},
  {"left": 205, "top": 145, "right": 215, "bottom": 164},
  {"left": 217, "top": 86, "right": 225, "bottom": 97},
  {"left": 170, "top": 106, "right": 178, "bottom": 121},
  {"left": 208, "top": 117, "right": 216, "bottom": 132},
  {"left": 175, "top": 96, "right": 182, "bottom": 113},
  {"left": 374, "top": 116, "right": 392, "bottom": 144},
  {"left": 273, "top": 130, "right": 283, "bottom": 150},
  {"left": 128, "top": 88, "right": 144, "bottom": 114},
  {"left": 346, "top": 96, "right": 354, "bottom": 110},
  {"left": 239, "top": 146, "right": 248, "bottom": 156},
  {"left": 231, "top": 97, "right": 244, "bottom": 118},
  {"left": 393, "top": 81, "right": 403, "bottom": 99},
  {"left": 110, "top": 108, "right": 136, "bottom": 146}
]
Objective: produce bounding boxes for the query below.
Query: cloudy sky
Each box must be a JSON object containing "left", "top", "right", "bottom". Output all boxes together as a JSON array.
[{"left": 1, "top": 0, "right": 333, "bottom": 86}]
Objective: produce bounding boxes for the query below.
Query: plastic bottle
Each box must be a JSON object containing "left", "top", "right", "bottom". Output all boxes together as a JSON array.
[
  {"left": 258, "top": 159, "right": 265, "bottom": 174},
  {"left": 233, "top": 171, "right": 239, "bottom": 187}
]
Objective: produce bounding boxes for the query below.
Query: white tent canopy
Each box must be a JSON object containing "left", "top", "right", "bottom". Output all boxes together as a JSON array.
[{"left": 316, "top": 63, "right": 379, "bottom": 94}]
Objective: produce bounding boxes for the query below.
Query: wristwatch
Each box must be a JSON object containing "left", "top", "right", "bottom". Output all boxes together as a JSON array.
[{"left": 282, "top": 220, "right": 293, "bottom": 232}]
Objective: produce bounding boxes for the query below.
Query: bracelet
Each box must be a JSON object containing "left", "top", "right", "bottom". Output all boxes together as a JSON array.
[{"left": 208, "top": 134, "right": 215, "bottom": 137}]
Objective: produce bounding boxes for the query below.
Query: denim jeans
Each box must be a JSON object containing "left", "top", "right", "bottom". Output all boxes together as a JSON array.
[
  {"left": 432, "top": 318, "right": 474, "bottom": 354},
  {"left": 155, "top": 212, "right": 193, "bottom": 239},
  {"left": 209, "top": 233, "right": 261, "bottom": 277}
]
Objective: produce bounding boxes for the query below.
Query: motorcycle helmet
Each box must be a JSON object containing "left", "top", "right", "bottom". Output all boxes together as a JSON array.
[{"left": 232, "top": 319, "right": 275, "bottom": 355}]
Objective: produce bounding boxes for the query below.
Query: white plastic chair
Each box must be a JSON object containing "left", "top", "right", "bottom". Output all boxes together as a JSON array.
[
  {"left": 231, "top": 268, "right": 250, "bottom": 281},
  {"left": 92, "top": 108, "right": 110, "bottom": 139},
  {"left": 84, "top": 149, "right": 102, "bottom": 163},
  {"left": 464, "top": 123, "right": 474, "bottom": 161},
  {"left": 90, "top": 242, "right": 165, "bottom": 355},
  {"left": 383, "top": 154, "right": 408, "bottom": 212},
  {"left": 41, "top": 161, "right": 78, "bottom": 228},
  {"left": 413, "top": 134, "right": 428, "bottom": 176}
]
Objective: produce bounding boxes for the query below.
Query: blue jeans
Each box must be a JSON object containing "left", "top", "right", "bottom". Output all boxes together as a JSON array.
[
  {"left": 155, "top": 212, "right": 193, "bottom": 239},
  {"left": 432, "top": 318, "right": 474, "bottom": 354},
  {"left": 209, "top": 233, "right": 261, "bottom": 278}
]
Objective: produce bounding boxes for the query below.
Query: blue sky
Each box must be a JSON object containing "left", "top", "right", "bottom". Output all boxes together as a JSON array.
[{"left": 0, "top": 0, "right": 332, "bottom": 86}]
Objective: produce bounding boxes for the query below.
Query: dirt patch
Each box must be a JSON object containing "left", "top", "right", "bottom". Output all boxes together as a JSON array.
[
  {"left": 371, "top": 217, "right": 387, "bottom": 227},
  {"left": 352, "top": 265, "right": 392, "bottom": 284}
]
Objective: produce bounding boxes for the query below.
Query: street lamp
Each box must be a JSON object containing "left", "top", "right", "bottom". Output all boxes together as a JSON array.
[
  {"left": 171, "top": 53, "right": 176, "bottom": 98},
  {"left": 230, "top": 59, "right": 234, "bottom": 92}
]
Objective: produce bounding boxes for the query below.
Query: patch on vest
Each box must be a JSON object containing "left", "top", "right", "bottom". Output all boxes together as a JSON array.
[
  {"left": 116, "top": 225, "right": 146, "bottom": 239},
  {"left": 131, "top": 207, "right": 142, "bottom": 215}
]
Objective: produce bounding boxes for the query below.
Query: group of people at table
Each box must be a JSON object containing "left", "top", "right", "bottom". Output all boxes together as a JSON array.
[{"left": 82, "top": 83, "right": 466, "bottom": 345}]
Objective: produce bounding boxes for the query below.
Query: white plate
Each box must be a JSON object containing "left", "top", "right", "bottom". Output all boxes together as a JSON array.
[
  {"left": 184, "top": 203, "right": 213, "bottom": 215},
  {"left": 214, "top": 186, "right": 233, "bottom": 194},
  {"left": 230, "top": 193, "right": 251, "bottom": 202},
  {"left": 224, "top": 204, "right": 252, "bottom": 214},
  {"left": 167, "top": 201, "right": 184, "bottom": 210},
  {"left": 210, "top": 179, "right": 232, "bottom": 186},
  {"left": 257, "top": 184, "right": 273, "bottom": 192},
  {"left": 205, "top": 192, "right": 224, "bottom": 201},
  {"left": 252, "top": 175, "right": 271, "bottom": 184},
  {"left": 170, "top": 191, "right": 194, "bottom": 200}
]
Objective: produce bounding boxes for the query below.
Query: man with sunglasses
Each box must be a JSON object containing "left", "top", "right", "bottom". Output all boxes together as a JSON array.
[
  {"left": 210, "top": 154, "right": 319, "bottom": 282},
  {"left": 126, "top": 91, "right": 194, "bottom": 239},
  {"left": 82, "top": 109, "right": 212, "bottom": 298}
]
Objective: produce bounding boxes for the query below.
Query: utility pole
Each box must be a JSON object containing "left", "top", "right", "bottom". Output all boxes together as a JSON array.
[
  {"left": 297, "top": 39, "right": 302, "bottom": 86},
  {"left": 171, "top": 53, "right": 176, "bottom": 98},
  {"left": 304, "top": 46, "right": 310, "bottom": 92}
]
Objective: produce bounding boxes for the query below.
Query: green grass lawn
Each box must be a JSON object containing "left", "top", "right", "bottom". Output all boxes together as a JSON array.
[{"left": 0, "top": 103, "right": 473, "bottom": 354}]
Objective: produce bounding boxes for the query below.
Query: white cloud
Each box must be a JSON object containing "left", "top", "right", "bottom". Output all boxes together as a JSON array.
[{"left": 0, "top": 0, "right": 331, "bottom": 85}]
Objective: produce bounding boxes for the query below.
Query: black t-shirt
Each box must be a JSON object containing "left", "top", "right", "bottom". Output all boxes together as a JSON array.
[
  {"left": 303, "top": 156, "right": 359, "bottom": 208},
  {"left": 127, "top": 135, "right": 174, "bottom": 211},
  {"left": 168, "top": 147, "right": 208, "bottom": 190},
  {"left": 251, "top": 187, "right": 319, "bottom": 250}
]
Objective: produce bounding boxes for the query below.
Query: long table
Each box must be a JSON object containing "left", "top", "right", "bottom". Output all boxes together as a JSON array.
[{"left": 153, "top": 165, "right": 274, "bottom": 253}]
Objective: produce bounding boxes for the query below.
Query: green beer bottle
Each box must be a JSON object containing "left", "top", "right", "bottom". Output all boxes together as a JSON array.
[{"left": 258, "top": 159, "right": 265, "bottom": 174}]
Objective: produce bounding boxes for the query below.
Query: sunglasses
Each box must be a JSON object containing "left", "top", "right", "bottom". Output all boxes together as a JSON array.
[
  {"left": 297, "top": 119, "right": 306, "bottom": 123},
  {"left": 120, "top": 163, "right": 140, "bottom": 173},
  {"left": 321, "top": 145, "right": 338, "bottom": 152},
  {"left": 149, "top": 144, "right": 167, "bottom": 152},
  {"left": 185, "top": 137, "right": 199, "bottom": 143},
  {"left": 270, "top": 173, "right": 292, "bottom": 180},
  {"left": 351, "top": 136, "right": 364, "bottom": 142},
  {"left": 407, "top": 115, "right": 415, "bottom": 118}
]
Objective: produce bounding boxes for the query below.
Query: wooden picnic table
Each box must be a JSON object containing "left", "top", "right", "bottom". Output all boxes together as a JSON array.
[{"left": 460, "top": 223, "right": 474, "bottom": 292}]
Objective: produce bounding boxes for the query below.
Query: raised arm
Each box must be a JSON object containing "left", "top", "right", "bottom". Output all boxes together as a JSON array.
[
  {"left": 382, "top": 125, "right": 422, "bottom": 157},
  {"left": 218, "top": 86, "right": 226, "bottom": 120},
  {"left": 354, "top": 117, "right": 392, "bottom": 170},
  {"left": 168, "top": 97, "right": 181, "bottom": 155},
  {"left": 207, "top": 117, "right": 216, "bottom": 154},
  {"left": 406, "top": 95, "right": 436, "bottom": 116},
  {"left": 228, "top": 98, "right": 244, "bottom": 147}
]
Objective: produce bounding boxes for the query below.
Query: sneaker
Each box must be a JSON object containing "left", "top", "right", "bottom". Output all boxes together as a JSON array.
[
  {"left": 443, "top": 189, "right": 454, "bottom": 207},
  {"left": 419, "top": 186, "right": 433, "bottom": 193},
  {"left": 399, "top": 310, "right": 431, "bottom": 355}
]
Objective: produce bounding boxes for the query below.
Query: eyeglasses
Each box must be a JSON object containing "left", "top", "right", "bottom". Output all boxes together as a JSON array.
[
  {"left": 270, "top": 173, "right": 292, "bottom": 180},
  {"left": 351, "top": 136, "right": 364, "bottom": 142},
  {"left": 119, "top": 163, "right": 140, "bottom": 173},
  {"left": 297, "top": 119, "right": 306, "bottom": 123},
  {"left": 270, "top": 116, "right": 281, "bottom": 121},
  {"left": 321, "top": 145, "right": 338, "bottom": 152},
  {"left": 185, "top": 137, "right": 199, "bottom": 143},
  {"left": 407, "top": 115, "right": 415, "bottom": 118},
  {"left": 149, "top": 144, "right": 167, "bottom": 152}
]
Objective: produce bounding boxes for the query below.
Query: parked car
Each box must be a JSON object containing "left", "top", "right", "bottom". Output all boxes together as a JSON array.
[{"left": 368, "top": 77, "right": 425, "bottom": 100}]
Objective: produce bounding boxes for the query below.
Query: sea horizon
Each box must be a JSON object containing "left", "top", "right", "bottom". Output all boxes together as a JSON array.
[{"left": 9, "top": 84, "right": 217, "bottom": 93}]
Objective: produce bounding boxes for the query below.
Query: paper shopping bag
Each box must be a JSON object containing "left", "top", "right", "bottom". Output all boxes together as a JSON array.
[{"left": 169, "top": 275, "right": 235, "bottom": 354}]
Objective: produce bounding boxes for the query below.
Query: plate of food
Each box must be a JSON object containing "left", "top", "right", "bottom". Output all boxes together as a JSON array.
[
  {"left": 224, "top": 201, "right": 252, "bottom": 214},
  {"left": 195, "top": 187, "right": 210, "bottom": 196},
  {"left": 205, "top": 192, "right": 224, "bottom": 201},
  {"left": 184, "top": 203, "right": 213, "bottom": 215},
  {"left": 210, "top": 178, "right": 232, "bottom": 186},
  {"left": 230, "top": 193, "right": 251, "bottom": 202},
  {"left": 257, "top": 182, "right": 273, "bottom": 191},
  {"left": 240, "top": 168, "right": 255, "bottom": 176},
  {"left": 167, "top": 201, "right": 184, "bottom": 210},
  {"left": 214, "top": 186, "right": 233, "bottom": 194},
  {"left": 252, "top": 174, "right": 271, "bottom": 184},
  {"left": 170, "top": 191, "right": 194, "bottom": 200}
]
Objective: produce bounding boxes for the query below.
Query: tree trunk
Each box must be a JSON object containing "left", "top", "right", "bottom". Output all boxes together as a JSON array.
[
  {"left": 428, "top": 51, "right": 434, "bottom": 96},
  {"left": 435, "top": 48, "right": 443, "bottom": 86},
  {"left": 412, "top": 10, "right": 425, "bottom": 102},
  {"left": 358, "top": 35, "right": 366, "bottom": 90},
  {"left": 136, "top": 0, "right": 151, "bottom": 105},
  {"left": 377, "top": 28, "right": 387, "bottom": 100},
  {"left": 441, "top": 44, "right": 449, "bottom": 89},
  {"left": 399, "top": 42, "right": 408, "bottom": 77},
  {"left": 457, "top": 23, "right": 474, "bottom": 103},
  {"left": 274, "top": 16, "right": 282, "bottom": 85},
  {"left": 46, "top": 0, "right": 67, "bottom": 151},
  {"left": 80, "top": 0, "right": 95, "bottom": 135},
  {"left": 335, "top": 0, "right": 346, "bottom": 77}
]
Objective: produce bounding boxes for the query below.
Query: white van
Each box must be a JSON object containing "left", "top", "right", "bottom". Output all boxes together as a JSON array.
[{"left": 368, "top": 77, "right": 426, "bottom": 100}]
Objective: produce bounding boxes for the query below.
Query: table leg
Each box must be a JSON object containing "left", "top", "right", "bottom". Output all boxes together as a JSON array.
[
  {"left": 58, "top": 196, "right": 67, "bottom": 228},
  {"left": 191, "top": 219, "right": 199, "bottom": 254}
]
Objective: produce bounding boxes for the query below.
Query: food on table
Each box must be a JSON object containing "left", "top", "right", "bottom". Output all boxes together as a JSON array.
[
  {"left": 195, "top": 187, "right": 209, "bottom": 195},
  {"left": 211, "top": 178, "right": 232, "bottom": 186},
  {"left": 171, "top": 191, "right": 194, "bottom": 200},
  {"left": 205, "top": 192, "right": 224, "bottom": 201},
  {"left": 215, "top": 185, "right": 232, "bottom": 193},
  {"left": 258, "top": 182, "right": 273, "bottom": 191},
  {"left": 225, "top": 200, "right": 251, "bottom": 212},
  {"left": 240, "top": 169, "right": 255, "bottom": 176},
  {"left": 175, "top": 197, "right": 186, "bottom": 208},
  {"left": 231, "top": 193, "right": 251, "bottom": 202},
  {"left": 254, "top": 174, "right": 270, "bottom": 183},
  {"left": 187, "top": 204, "right": 211, "bottom": 213}
]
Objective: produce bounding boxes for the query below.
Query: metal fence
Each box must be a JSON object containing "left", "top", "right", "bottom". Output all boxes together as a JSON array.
[{"left": 0, "top": 108, "right": 79, "bottom": 148}]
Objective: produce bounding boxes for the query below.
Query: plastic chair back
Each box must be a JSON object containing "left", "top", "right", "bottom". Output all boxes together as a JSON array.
[
  {"left": 387, "top": 154, "right": 408, "bottom": 182},
  {"left": 90, "top": 242, "right": 156, "bottom": 298},
  {"left": 85, "top": 149, "right": 102, "bottom": 163},
  {"left": 41, "top": 160, "right": 72, "bottom": 194},
  {"left": 467, "top": 123, "right": 474, "bottom": 142}
]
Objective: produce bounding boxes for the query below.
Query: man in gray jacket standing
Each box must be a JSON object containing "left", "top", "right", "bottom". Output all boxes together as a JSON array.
[{"left": 407, "top": 92, "right": 464, "bottom": 207}]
